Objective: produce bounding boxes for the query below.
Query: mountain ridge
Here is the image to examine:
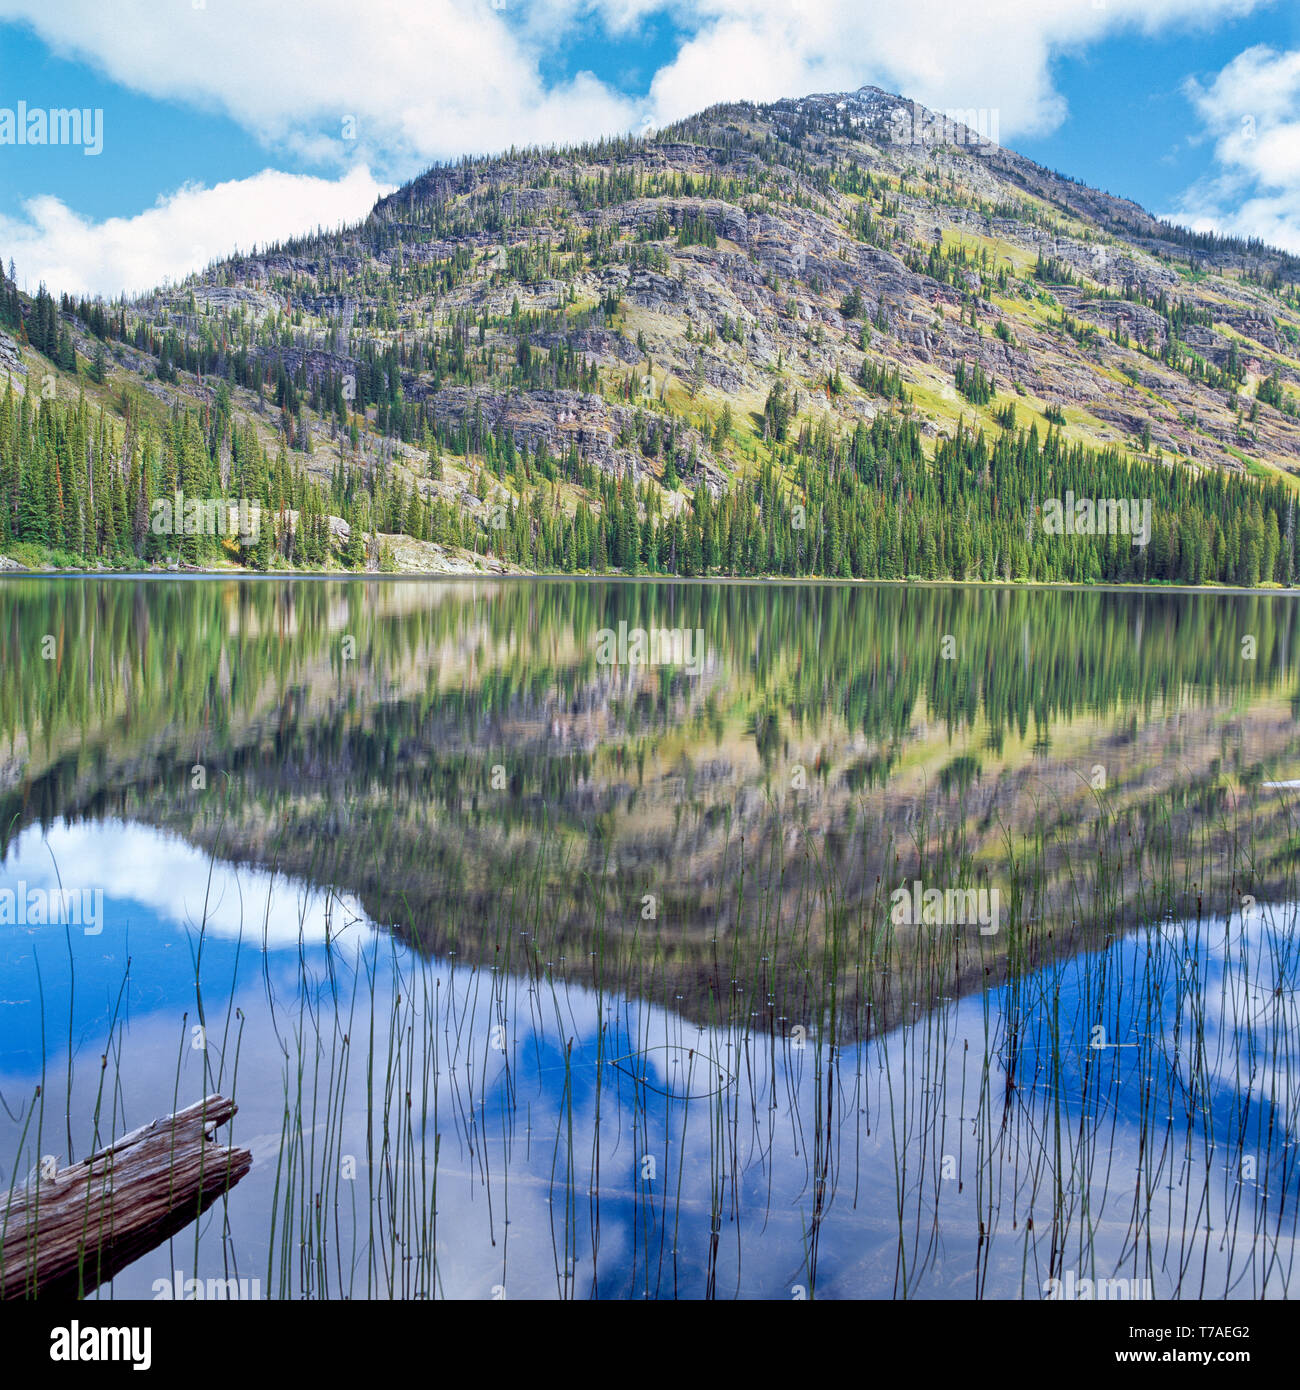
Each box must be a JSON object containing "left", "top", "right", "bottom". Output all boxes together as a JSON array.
[{"left": 1, "top": 84, "right": 1299, "bottom": 581}]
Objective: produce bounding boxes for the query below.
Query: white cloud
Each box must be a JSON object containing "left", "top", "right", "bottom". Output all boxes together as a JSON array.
[
  {"left": 0, "top": 0, "right": 644, "bottom": 177},
  {"left": 1168, "top": 45, "right": 1300, "bottom": 252},
  {"left": 0, "top": 164, "right": 390, "bottom": 298}
]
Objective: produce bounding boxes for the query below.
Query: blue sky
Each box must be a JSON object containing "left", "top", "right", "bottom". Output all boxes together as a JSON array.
[
  {"left": 0, "top": 0, "right": 1297, "bottom": 297},
  {"left": 1012, "top": 13, "right": 1297, "bottom": 210}
]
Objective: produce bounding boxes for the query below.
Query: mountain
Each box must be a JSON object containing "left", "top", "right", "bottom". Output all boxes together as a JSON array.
[{"left": 2, "top": 85, "right": 1300, "bottom": 581}]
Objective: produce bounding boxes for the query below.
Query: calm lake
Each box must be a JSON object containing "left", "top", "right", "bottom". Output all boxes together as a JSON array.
[{"left": 2, "top": 578, "right": 1298, "bottom": 1299}]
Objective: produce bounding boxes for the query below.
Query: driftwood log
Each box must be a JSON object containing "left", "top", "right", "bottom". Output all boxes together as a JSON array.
[{"left": 1, "top": 1094, "right": 252, "bottom": 1299}]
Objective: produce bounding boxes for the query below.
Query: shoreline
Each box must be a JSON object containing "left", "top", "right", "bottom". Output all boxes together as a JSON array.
[{"left": 0, "top": 567, "right": 1297, "bottom": 596}]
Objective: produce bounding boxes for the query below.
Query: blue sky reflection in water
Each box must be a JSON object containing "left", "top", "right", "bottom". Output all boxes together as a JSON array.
[{"left": 2, "top": 818, "right": 1294, "bottom": 1300}]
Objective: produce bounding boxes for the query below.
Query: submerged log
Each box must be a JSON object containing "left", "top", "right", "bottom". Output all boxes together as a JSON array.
[{"left": 0, "top": 1094, "right": 252, "bottom": 1299}]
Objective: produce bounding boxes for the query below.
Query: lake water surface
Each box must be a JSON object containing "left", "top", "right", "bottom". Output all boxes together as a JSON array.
[{"left": 2, "top": 579, "right": 1298, "bottom": 1298}]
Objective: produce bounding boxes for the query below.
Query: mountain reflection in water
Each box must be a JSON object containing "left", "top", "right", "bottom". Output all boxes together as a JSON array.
[{"left": 1, "top": 578, "right": 1298, "bottom": 1297}]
